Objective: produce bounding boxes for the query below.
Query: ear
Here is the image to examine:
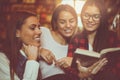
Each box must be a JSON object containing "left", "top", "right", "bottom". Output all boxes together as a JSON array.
[{"left": 16, "top": 30, "right": 20, "bottom": 37}]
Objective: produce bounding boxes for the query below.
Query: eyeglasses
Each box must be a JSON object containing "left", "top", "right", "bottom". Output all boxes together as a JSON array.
[{"left": 82, "top": 13, "right": 101, "bottom": 21}]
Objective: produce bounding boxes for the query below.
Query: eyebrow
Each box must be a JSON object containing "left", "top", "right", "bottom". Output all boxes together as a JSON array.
[
  {"left": 84, "top": 12, "right": 101, "bottom": 15},
  {"left": 58, "top": 18, "right": 75, "bottom": 21}
]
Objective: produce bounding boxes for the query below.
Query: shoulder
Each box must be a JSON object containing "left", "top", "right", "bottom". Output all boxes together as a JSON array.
[
  {"left": 0, "top": 52, "right": 10, "bottom": 75},
  {"left": 0, "top": 52, "right": 8, "bottom": 60},
  {"left": 0, "top": 52, "right": 9, "bottom": 64},
  {"left": 40, "top": 26, "right": 51, "bottom": 33},
  {"left": 108, "top": 30, "right": 120, "bottom": 46},
  {"left": 70, "top": 32, "right": 88, "bottom": 47},
  {"left": 40, "top": 27, "right": 54, "bottom": 44},
  {"left": 71, "top": 31, "right": 87, "bottom": 41},
  {"left": 40, "top": 27, "right": 52, "bottom": 37},
  {"left": 107, "top": 30, "right": 118, "bottom": 40},
  {"left": 108, "top": 30, "right": 117, "bottom": 37}
]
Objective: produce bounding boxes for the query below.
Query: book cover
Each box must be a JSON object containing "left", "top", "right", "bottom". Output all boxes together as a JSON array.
[{"left": 71, "top": 47, "right": 120, "bottom": 70}]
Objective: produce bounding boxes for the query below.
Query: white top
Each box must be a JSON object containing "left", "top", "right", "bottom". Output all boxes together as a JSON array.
[
  {"left": 88, "top": 43, "right": 93, "bottom": 51},
  {"left": 0, "top": 51, "right": 39, "bottom": 80},
  {"left": 0, "top": 52, "right": 19, "bottom": 80},
  {"left": 20, "top": 50, "right": 40, "bottom": 80},
  {"left": 40, "top": 27, "right": 68, "bottom": 79}
]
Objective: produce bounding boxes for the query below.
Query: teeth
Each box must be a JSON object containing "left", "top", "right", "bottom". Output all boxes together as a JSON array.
[
  {"left": 87, "top": 24, "right": 95, "bottom": 27},
  {"left": 34, "top": 38, "right": 40, "bottom": 41},
  {"left": 65, "top": 29, "right": 72, "bottom": 33}
]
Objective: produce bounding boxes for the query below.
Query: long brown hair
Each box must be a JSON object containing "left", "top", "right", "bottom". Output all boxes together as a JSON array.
[
  {"left": 6, "top": 10, "right": 37, "bottom": 80},
  {"left": 81, "top": 0, "right": 109, "bottom": 52}
]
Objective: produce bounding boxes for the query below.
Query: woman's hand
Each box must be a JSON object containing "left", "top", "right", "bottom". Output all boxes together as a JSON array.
[
  {"left": 23, "top": 44, "right": 39, "bottom": 60},
  {"left": 55, "top": 57, "right": 73, "bottom": 68},
  {"left": 77, "top": 58, "right": 108, "bottom": 78},
  {"left": 39, "top": 48, "right": 56, "bottom": 64}
]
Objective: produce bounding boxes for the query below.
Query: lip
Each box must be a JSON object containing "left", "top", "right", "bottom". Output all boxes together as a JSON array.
[{"left": 86, "top": 23, "right": 96, "bottom": 27}]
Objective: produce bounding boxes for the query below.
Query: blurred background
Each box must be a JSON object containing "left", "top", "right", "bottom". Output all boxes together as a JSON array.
[{"left": 0, "top": 0, "right": 119, "bottom": 51}]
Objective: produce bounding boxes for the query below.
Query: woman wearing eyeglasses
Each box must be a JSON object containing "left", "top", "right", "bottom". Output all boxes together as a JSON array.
[{"left": 68, "top": 0, "right": 120, "bottom": 80}]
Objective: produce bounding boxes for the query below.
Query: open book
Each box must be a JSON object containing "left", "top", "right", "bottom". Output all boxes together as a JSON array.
[{"left": 71, "top": 47, "right": 120, "bottom": 69}]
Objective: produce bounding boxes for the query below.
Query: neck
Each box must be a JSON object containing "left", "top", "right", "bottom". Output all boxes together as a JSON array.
[
  {"left": 51, "top": 31, "right": 68, "bottom": 45},
  {"left": 88, "top": 31, "right": 96, "bottom": 38},
  {"left": 87, "top": 31, "right": 97, "bottom": 46}
]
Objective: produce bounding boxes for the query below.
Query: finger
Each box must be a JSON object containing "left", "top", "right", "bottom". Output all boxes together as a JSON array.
[
  {"left": 55, "top": 57, "right": 71, "bottom": 68},
  {"left": 47, "top": 52, "right": 56, "bottom": 64},
  {"left": 88, "top": 58, "right": 105, "bottom": 74},
  {"left": 22, "top": 43, "right": 28, "bottom": 52},
  {"left": 76, "top": 60, "right": 89, "bottom": 73},
  {"left": 42, "top": 56, "right": 49, "bottom": 63},
  {"left": 48, "top": 52, "right": 56, "bottom": 63},
  {"left": 50, "top": 52, "right": 56, "bottom": 62},
  {"left": 91, "top": 58, "right": 108, "bottom": 74},
  {"left": 23, "top": 45, "right": 29, "bottom": 55},
  {"left": 78, "top": 69, "right": 91, "bottom": 78},
  {"left": 46, "top": 55, "right": 53, "bottom": 64},
  {"left": 55, "top": 59, "right": 68, "bottom": 68},
  {"left": 47, "top": 55, "right": 54, "bottom": 61},
  {"left": 76, "top": 60, "right": 82, "bottom": 70},
  {"left": 60, "top": 62, "right": 65, "bottom": 68},
  {"left": 55, "top": 58, "right": 63, "bottom": 65},
  {"left": 62, "top": 61, "right": 70, "bottom": 68},
  {"left": 89, "top": 59, "right": 103, "bottom": 71},
  {"left": 41, "top": 55, "right": 52, "bottom": 64},
  {"left": 55, "top": 60, "right": 64, "bottom": 67},
  {"left": 90, "top": 61, "right": 99, "bottom": 69},
  {"left": 23, "top": 43, "right": 27, "bottom": 47}
]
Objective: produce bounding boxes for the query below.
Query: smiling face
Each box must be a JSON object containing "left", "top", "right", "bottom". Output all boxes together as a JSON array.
[
  {"left": 16, "top": 16, "right": 41, "bottom": 47},
  {"left": 56, "top": 11, "right": 77, "bottom": 38},
  {"left": 82, "top": 4, "right": 101, "bottom": 33}
]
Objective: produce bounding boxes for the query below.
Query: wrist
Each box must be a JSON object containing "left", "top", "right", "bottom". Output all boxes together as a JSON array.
[
  {"left": 27, "top": 56, "right": 38, "bottom": 61},
  {"left": 38, "top": 47, "right": 43, "bottom": 60}
]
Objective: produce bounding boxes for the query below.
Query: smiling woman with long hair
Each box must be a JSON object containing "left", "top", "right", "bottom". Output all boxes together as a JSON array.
[
  {"left": 0, "top": 10, "right": 42, "bottom": 80},
  {"left": 68, "top": 0, "right": 120, "bottom": 80}
]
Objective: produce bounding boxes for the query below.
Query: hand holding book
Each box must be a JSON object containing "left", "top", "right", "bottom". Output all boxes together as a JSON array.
[
  {"left": 71, "top": 47, "right": 120, "bottom": 78},
  {"left": 76, "top": 58, "right": 108, "bottom": 78},
  {"left": 71, "top": 47, "right": 120, "bottom": 67}
]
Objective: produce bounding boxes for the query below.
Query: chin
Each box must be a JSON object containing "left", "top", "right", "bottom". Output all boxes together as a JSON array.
[
  {"left": 85, "top": 28, "right": 95, "bottom": 31},
  {"left": 64, "top": 35, "right": 72, "bottom": 39},
  {"left": 35, "top": 45, "right": 40, "bottom": 47},
  {"left": 33, "top": 43, "right": 41, "bottom": 47}
]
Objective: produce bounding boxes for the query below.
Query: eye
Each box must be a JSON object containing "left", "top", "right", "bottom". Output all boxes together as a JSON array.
[
  {"left": 82, "top": 13, "right": 90, "bottom": 19},
  {"left": 94, "top": 14, "right": 101, "bottom": 18},
  {"left": 84, "top": 13, "right": 89, "bottom": 17},
  {"left": 59, "top": 21, "right": 66, "bottom": 24},
  {"left": 93, "top": 14, "right": 101, "bottom": 20},
  {"left": 70, "top": 19, "right": 75, "bottom": 23},
  {"left": 29, "top": 24, "right": 36, "bottom": 30}
]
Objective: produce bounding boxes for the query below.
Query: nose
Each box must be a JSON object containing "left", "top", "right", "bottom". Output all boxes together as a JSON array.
[
  {"left": 88, "top": 17, "right": 94, "bottom": 22},
  {"left": 36, "top": 28, "right": 42, "bottom": 35},
  {"left": 66, "top": 21, "right": 71, "bottom": 28}
]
